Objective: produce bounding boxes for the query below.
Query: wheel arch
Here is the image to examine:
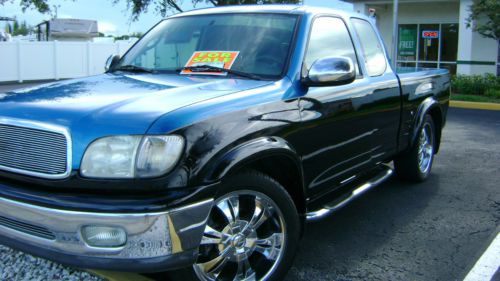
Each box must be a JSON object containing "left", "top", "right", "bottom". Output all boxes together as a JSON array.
[
  {"left": 412, "top": 97, "right": 444, "bottom": 153},
  {"left": 203, "top": 136, "right": 306, "bottom": 216}
]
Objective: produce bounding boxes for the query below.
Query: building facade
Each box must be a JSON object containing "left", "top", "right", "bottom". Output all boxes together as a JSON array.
[{"left": 348, "top": 0, "right": 498, "bottom": 75}]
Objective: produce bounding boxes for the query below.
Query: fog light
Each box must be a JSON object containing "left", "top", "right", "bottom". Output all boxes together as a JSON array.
[{"left": 81, "top": 225, "right": 127, "bottom": 248}]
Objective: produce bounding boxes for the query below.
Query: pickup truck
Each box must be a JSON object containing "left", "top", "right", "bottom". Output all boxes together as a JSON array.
[{"left": 0, "top": 5, "right": 450, "bottom": 281}]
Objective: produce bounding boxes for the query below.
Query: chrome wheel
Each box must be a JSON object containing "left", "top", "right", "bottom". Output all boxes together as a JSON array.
[
  {"left": 194, "top": 191, "right": 286, "bottom": 281},
  {"left": 417, "top": 123, "right": 434, "bottom": 173}
]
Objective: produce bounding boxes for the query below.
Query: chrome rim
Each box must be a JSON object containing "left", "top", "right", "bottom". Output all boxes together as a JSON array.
[
  {"left": 194, "top": 190, "right": 286, "bottom": 281},
  {"left": 418, "top": 123, "right": 434, "bottom": 173}
]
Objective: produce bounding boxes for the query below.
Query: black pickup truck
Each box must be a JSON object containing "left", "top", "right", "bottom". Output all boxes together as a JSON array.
[{"left": 0, "top": 5, "right": 450, "bottom": 281}]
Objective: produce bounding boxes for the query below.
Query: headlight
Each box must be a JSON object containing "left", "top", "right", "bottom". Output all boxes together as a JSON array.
[{"left": 81, "top": 135, "right": 184, "bottom": 179}]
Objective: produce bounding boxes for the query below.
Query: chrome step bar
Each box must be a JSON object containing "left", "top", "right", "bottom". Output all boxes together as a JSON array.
[{"left": 306, "top": 166, "right": 394, "bottom": 221}]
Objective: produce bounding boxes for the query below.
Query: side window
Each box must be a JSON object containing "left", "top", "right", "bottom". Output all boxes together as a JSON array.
[
  {"left": 351, "top": 18, "right": 387, "bottom": 76},
  {"left": 305, "top": 17, "right": 358, "bottom": 74}
]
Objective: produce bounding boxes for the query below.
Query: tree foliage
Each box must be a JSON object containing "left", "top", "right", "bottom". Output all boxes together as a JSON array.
[
  {"left": 115, "top": 0, "right": 301, "bottom": 19},
  {"left": 1, "top": 0, "right": 301, "bottom": 21},
  {"left": 4, "top": 18, "right": 32, "bottom": 35},
  {"left": 0, "top": 0, "right": 51, "bottom": 13},
  {"left": 466, "top": 0, "right": 500, "bottom": 40},
  {"left": 114, "top": 31, "right": 144, "bottom": 40}
]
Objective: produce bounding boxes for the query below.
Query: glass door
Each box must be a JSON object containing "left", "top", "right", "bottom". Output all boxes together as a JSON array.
[{"left": 440, "top": 23, "right": 458, "bottom": 74}]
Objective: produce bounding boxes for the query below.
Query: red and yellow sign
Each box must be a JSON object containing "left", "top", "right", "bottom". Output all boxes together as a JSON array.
[
  {"left": 422, "top": 31, "right": 439, "bottom": 39},
  {"left": 181, "top": 51, "right": 240, "bottom": 76}
]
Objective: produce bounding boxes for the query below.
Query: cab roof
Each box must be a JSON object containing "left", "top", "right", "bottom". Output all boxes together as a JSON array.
[{"left": 168, "top": 4, "right": 366, "bottom": 21}]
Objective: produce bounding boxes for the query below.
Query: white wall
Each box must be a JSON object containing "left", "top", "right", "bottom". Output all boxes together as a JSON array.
[
  {"left": 456, "top": 0, "right": 498, "bottom": 75},
  {"left": 360, "top": 1, "right": 460, "bottom": 59},
  {"left": 0, "top": 41, "right": 134, "bottom": 83}
]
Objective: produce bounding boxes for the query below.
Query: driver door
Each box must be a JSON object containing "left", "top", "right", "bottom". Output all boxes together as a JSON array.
[{"left": 298, "top": 16, "right": 377, "bottom": 196}]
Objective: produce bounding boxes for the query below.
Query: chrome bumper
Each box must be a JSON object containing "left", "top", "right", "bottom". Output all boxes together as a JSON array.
[{"left": 0, "top": 196, "right": 213, "bottom": 271}]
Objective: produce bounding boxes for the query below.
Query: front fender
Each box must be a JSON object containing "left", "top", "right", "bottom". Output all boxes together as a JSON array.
[{"left": 203, "top": 136, "right": 302, "bottom": 183}]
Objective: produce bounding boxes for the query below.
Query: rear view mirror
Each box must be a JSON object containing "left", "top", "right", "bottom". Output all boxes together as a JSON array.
[
  {"left": 105, "top": 55, "right": 121, "bottom": 72},
  {"left": 303, "top": 56, "right": 356, "bottom": 87}
]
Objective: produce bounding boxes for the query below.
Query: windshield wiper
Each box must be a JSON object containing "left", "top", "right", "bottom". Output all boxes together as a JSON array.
[
  {"left": 113, "top": 65, "right": 157, "bottom": 73},
  {"left": 178, "top": 65, "right": 263, "bottom": 80}
]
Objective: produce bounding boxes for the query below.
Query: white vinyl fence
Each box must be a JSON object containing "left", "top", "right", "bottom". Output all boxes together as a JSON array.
[{"left": 0, "top": 41, "right": 134, "bottom": 83}]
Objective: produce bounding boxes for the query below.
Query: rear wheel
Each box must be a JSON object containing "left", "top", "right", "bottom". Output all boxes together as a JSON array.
[
  {"left": 170, "top": 170, "right": 300, "bottom": 281},
  {"left": 394, "top": 114, "right": 436, "bottom": 182}
]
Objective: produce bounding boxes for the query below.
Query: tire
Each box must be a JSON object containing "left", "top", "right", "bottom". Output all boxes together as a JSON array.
[
  {"left": 168, "top": 170, "right": 300, "bottom": 281},
  {"left": 394, "top": 114, "right": 436, "bottom": 182}
]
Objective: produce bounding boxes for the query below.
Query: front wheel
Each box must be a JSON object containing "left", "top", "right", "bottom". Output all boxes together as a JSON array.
[
  {"left": 171, "top": 170, "right": 300, "bottom": 281},
  {"left": 394, "top": 114, "right": 436, "bottom": 182}
]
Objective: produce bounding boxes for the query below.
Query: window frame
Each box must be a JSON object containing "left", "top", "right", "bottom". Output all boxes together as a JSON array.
[
  {"left": 350, "top": 17, "right": 388, "bottom": 77},
  {"left": 302, "top": 14, "right": 362, "bottom": 81}
]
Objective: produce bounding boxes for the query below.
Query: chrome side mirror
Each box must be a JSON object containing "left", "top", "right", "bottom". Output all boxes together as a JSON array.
[
  {"left": 105, "top": 55, "right": 121, "bottom": 72},
  {"left": 303, "top": 56, "right": 356, "bottom": 87}
]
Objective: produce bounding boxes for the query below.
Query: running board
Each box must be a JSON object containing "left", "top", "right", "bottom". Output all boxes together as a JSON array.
[{"left": 306, "top": 166, "right": 393, "bottom": 221}]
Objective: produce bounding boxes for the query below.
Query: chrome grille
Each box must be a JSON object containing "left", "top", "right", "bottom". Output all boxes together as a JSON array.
[
  {"left": 0, "top": 121, "right": 70, "bottom": 179},
  {"left": 0, "top": 215, "right": 56, "bottom": 240}
]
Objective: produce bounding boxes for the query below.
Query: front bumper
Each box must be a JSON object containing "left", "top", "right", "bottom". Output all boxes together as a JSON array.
[{"left": 0, "top": 196, "right": 213, "bottom": 272}]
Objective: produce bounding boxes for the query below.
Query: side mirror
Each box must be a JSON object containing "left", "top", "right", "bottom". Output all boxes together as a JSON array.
[
  {"left": 303, "top": 56, "right": 356, "bottom": 87},
  {"left": 105, "top": 55, "right": 121, "bottom": 72}
]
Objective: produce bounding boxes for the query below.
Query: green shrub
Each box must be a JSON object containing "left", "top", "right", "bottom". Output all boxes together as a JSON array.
[
  {"left": 451, "top": 74, "right": 500, "bottom": 96},
  {"left": 485, "top": 88, "right": 500, "bottom": 98}
]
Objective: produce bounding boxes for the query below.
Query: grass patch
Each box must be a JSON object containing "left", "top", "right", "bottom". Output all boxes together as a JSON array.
[{"left": 451, "top": 93, "right": 500, "bottom": 104}]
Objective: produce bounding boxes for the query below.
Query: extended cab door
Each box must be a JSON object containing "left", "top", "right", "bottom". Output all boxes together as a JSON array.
[
  {"left": 349, "top": 18, "right": 401, "bottom": 163},
  {"left": 297, "top": 16, "right": 400, "bottom": 197}
]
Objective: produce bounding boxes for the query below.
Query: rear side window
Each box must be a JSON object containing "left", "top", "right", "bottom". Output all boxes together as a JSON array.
[
  {"left": 305, "top": 17, "right": 358, "bottom": 73},
  {"left": 351, "top": 18, "right": 387, "bottom": 76}
]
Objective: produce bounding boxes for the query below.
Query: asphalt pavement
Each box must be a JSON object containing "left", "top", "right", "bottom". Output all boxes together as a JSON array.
[
  {"left": 283, "top": 108, "right": 500, "bottom": 281},
  {"left": 0, "top": 82, "right": 498, "bottom": 281}
]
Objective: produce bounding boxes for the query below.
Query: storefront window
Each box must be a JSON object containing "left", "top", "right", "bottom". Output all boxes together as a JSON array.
[
  {"left": 397, "top": 23, "right": 458, "bottom": 74},
  {"left": 441, "top": 24, "right": 458, "bottom": 62},
  {"left": 420, "top": 62, "right": 438, "bottom": 69},
  {"left": 440, "top": 63, "right": 457, "bottom": 74},
  {"left": 398, "top": 62, "right": 416, "bottom": 68},
  {"left": 398, "top": 24, "right": 418, "bottom": 62},
  {"left": 418, "top": 24, "right": 440, "bottom": 62}
]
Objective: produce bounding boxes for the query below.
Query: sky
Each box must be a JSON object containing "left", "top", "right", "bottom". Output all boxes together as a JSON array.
[{"left": 0, "top": 0, "right": 352, "bottom": 36}]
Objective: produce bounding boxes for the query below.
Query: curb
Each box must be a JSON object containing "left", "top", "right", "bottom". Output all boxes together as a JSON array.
[
  {"left": 88, "top": 270, "right": 155, "bottom": 281},
  {"left": 450, "top": 100, "right": 500, "bottom": 111}
]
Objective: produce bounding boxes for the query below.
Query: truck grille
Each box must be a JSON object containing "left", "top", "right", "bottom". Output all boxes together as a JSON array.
[
  {"left": 0, "top": 123, "right": 69, "bottom": 179},
  {"left": 0, "top": 215, "right": 56, "bottom": 240}
]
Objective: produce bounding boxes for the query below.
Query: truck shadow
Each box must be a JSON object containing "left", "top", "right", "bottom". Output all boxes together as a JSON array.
[{"left": 287, "top": 175, "right": 440, "bottom": 281}]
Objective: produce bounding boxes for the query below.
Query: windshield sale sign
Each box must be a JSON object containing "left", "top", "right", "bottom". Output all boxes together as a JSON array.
[{"left": 181, "top": 51, "right": 240, "bottom": 75}]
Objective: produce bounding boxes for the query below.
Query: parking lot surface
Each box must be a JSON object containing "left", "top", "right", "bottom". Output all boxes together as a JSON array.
[
  {"left": 0, "top": 83, "right": 498, "bottom": 281},
  {"left": 283, "top": 108, "right": 500, "bottom": 281}
]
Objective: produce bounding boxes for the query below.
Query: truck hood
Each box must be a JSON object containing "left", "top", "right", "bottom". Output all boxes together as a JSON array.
[
  {"left": 0, "top": 73, "right": 272, "bottom": 131},
  {"left": 0, "top": 73, "right": 272, "bottom": 167}
]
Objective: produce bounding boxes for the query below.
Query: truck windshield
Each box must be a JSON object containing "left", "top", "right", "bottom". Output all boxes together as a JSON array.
[{"left": 117, "top": 13, "right": 298, "bottom": 79}]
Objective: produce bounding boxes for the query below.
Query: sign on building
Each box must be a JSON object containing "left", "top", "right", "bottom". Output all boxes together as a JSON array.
[
  {"left": 399, "top": 26, "right": 417, "bottom": 56},
  {"left": 422, "top": 30, "right": 439, "bottom": 39}
]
